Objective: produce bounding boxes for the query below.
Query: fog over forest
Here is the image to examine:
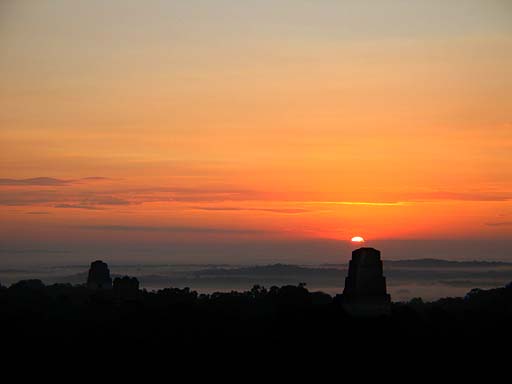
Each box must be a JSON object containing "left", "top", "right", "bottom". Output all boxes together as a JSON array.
[{"left": 2, "top": 259, "right": 512, "bottom": 301}]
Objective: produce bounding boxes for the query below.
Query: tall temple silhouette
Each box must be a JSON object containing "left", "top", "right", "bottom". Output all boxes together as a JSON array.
[
  {"left": 343, "top": 247, "right": 391, "bottom": 316},
  {"left": 86, "top": 260, "right": 112, "bottom": 290}
]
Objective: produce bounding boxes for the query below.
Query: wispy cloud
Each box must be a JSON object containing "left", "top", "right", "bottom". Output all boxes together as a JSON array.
[
  {"left": 1, "top": 179, "right": 510, "bottom": 213},
  {"left": 0, "top": 177, "right": 73, "bottom": 186},
  {"left": 0, "top": 190, "right": 130, "bottom": 208},
  {"left": 189, "top": 206, "right": 312, "bottom": 214},
  {"left": 0, "top": 177, "right": 110, "bottom": 186},
  {"left": 76, "top": 224, "right": 267, "bottom": 234},
  {"left": 486, "top": 221, "right": 512, "bottom": 227},
  {"left": 409, "top": 191, "right": 511, "bottom": 202},
  {"left": 0, "top": 249, "right": 70, "bottom": 254},
  {"left": 80, "top": 196, "right": 131, "bottom": 205},
  {"left": 0, "top": 190, "right": 62, "bottom": 206},
  {"left": 79, "top": 177, "right": 111, "bottom": 181},
  {"left": 309, "top": 201, "right": 405, "bottom": 206},
  {"left": 55, "top": 204, "right": 105, "bottom": 210},
  {"left": 53, "top": 196, "right": 130, "bottom": 209}
]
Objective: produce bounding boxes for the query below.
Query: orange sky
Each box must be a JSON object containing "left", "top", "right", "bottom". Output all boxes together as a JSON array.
[{"left": 1, "top": 1, "right": 511, "bottom": 263}]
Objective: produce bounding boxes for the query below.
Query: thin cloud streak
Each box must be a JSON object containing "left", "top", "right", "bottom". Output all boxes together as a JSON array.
[
  {"left": 0, "top": 177, "right": 73, "bottom": 186},
  {"left": 308, "top": 201, "right": 405, "bottom": 206},
  {"left": 486, "top": 221, "right": 512, "bottom": 227},
  {"left": 0, "top": 177, "right": 110, "bottom": 186},
  {"left": 75, "top": 225, "right": 268, "bottom": 235},
  {"left": 189, "top": 206, "right": 312, "bottom": 214},
  {"left": 409, "top": 191, "right": 511, "bottom": 202},
  {"left": 55, "top": 204, "right": 105, "bottom": 210}
]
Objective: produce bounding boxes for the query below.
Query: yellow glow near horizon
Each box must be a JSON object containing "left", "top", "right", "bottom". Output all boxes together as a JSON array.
[{"left": 351, "top": 236, "right": 365, "bottom": 243}]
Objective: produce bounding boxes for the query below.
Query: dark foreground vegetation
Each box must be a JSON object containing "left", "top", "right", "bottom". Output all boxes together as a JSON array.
[{"left": 1, "top": 279, "right": 511, "bottom": 366}]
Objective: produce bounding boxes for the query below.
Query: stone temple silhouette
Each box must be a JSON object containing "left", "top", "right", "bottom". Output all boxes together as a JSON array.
[
  {"left": 113, "top": 276, "right": 140, "bottom": 299},
  {"left": 86, "top": 260, "right": 112, "bottom": 290},
  {"left": 343, "top": 247, "right": 391, "bottom": 316}
]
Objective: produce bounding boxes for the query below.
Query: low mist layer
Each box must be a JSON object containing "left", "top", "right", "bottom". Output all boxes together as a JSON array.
[{"left": 2, "top": 259, "right": 512, "bottom": 301}]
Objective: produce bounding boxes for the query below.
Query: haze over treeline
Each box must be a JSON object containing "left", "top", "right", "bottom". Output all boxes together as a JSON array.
[{"left": 2, "top": 258, "right": 512, "bottom": 301}]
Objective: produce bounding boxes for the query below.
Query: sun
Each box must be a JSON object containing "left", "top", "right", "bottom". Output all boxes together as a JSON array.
[{"left": 351, "top": 236, "right": 365, "bottom": 243}]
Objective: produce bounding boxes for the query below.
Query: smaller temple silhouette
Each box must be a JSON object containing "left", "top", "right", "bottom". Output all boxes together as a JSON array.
[
  {"left": 86, "top": 260, "right": 112, "bottom": 290},
  {"left": 343, "top": 247, "right": 391, "bottom": 316},
  {"left": 113, "top": 276, "right": 140, "bottom": 299}
]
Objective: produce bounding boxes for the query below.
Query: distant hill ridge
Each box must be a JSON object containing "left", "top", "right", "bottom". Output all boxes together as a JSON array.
[
  {"left": 194, "top": 263, "right": 335, "bottom": 277},
  {"left": 193, "top": 259, "right": 512, "bottom": 277},
  {"left": 386, "top": 259, "right": 512, "bottom": 268}
]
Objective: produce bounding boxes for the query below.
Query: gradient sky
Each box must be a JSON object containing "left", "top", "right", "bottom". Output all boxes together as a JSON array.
[{"left": 1, "top": 0, "right": 511, "bottom": 264}]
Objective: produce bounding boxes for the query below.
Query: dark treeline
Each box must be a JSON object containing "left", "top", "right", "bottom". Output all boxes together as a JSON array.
[{"left": 1, "top": 278, "right": 512, "bottom": 366}]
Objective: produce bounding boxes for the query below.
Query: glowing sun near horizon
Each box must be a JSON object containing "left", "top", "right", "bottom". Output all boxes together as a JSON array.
[{"left": 351, "top": 236, "right": 365, "bottom": 243}]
